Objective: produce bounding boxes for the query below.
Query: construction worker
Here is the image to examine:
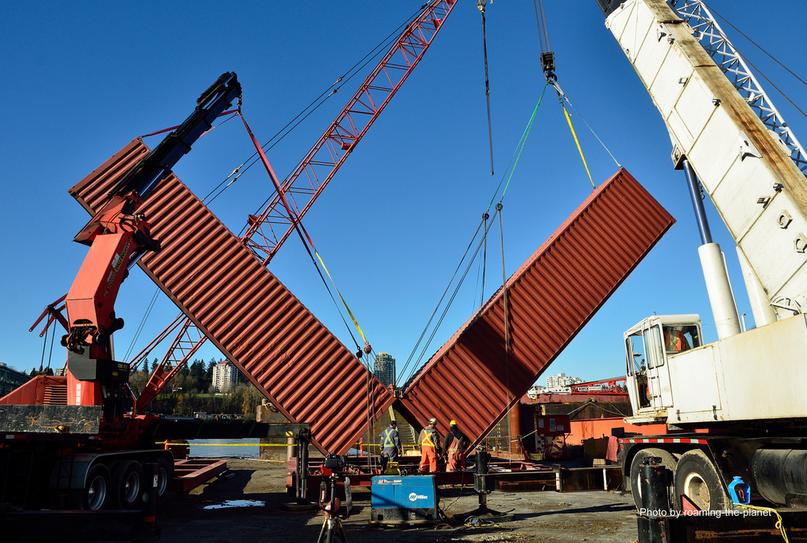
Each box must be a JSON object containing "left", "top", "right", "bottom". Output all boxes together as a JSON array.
[
  {"left": 664, "top": 325, "right": 690, "bottom": 353},
  {"left": 380, "top": 420, "right": 402, "bottom": 467},
  {"left": 418, "top": 417, "right": 442, "bottom": 473},
  {"left": 443, "top": 420, "right": 470, "bottom": 472}
]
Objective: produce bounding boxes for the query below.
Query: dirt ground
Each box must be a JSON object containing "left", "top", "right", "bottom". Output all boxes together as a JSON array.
[{"left": 158, "top": 459, "right": 641, "bottom": 543}]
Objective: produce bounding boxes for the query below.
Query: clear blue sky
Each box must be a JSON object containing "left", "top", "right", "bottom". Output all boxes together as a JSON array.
[{"left": 2, "top": 1, "right": 805, "bottom": 388}]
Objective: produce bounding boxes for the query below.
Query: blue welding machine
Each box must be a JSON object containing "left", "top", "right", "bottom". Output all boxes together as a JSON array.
[{"left": 370, "top": 475, "right": 439, "bottom": 522}]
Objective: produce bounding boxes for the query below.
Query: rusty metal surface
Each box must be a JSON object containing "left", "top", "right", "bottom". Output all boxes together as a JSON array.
[
  {"left": 0, "top": 405, "right": 102, "bottom": 434},
  {"left": 397, "top": 168, "right": 674, "bottom": 449},
  {"left": 69, "top": 138, "right": 394, "bottom": 454}
]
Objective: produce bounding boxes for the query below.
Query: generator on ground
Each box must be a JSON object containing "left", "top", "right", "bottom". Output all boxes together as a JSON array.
[{"left": 370, "top": 475, "right": 439, "bottom": 523}]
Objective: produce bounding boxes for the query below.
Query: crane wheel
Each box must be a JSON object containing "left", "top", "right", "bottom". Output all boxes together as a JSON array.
[
  {"left": 112, "top": 460, "right": 144, "bottom": 510},
  {"left": 629, "top": 448, "right": 677, "bottom": 510},
  {"left": 81, "top": 463, "right": 111, "bottom": 511},
  {"left": 673, "top": 449, "right": 729, "bottom": 511}
]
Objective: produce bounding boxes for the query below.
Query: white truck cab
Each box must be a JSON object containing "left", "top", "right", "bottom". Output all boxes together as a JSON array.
[{"left": 624, "top": 314, "right": 702, "bottom": 423}]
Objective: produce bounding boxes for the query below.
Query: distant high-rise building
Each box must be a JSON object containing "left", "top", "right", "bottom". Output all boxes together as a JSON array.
[
  {"left": 212, "top": 360, "right": 241, "bottom": 392},
  {"left": 544, "top": 372, "right": 583, "bottom": 391},
  {"left": 374, "top": 352, "right": 396, "bottom": 387},
  {"left": 0, "top": 362, "right": 31, "bottom": 397}
]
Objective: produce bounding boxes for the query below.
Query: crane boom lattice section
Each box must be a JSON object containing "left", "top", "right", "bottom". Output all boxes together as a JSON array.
[
  {"left": 670, "top": 0, "right": 806, "bottom": 174},
  {"left": 243, "top": 0, "right": 458, "bottom": 265}
]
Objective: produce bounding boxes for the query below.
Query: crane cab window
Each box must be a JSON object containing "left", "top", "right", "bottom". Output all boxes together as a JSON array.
[
  {"left": 625, "top": 325, "right": 664, "bottom": 371},
  {"left": 625, "top": 330, "right": 646, "bottom": 376},
  {"left": 663, "top": 324, "right": 700, "bottom": 354}
]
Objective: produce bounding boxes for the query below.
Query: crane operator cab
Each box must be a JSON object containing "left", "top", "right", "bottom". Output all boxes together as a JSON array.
[{"left": 623, "top": 315, "right": 702, "bottom": 421}]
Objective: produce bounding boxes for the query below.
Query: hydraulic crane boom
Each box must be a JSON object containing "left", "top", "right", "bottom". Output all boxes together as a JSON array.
[
  {"left": 600, "top": 0, "right": 807, "bottom": 324},
  {"left": 61, "top": 73, "right": 241, "bottom": 414}
]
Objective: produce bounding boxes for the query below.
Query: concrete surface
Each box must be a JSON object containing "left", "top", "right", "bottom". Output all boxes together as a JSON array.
[{"left": 158, "top": 459, "right": 640, "bottom": 542}]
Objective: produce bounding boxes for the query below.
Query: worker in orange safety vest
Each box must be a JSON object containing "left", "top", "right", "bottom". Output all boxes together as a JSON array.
[
  {"left": 418, "top": 417, "right": 442, "bottom": 473},
  {"left": 442, "top": 420, "right": 470, "bottom": 472},
  {"left": 664, "top": 325, "right": 690, "bottom": 353}
]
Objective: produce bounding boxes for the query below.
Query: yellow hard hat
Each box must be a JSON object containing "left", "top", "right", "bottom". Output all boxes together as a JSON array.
[{"left": 450, "top": 420, "right": 457, "bottom": 426}]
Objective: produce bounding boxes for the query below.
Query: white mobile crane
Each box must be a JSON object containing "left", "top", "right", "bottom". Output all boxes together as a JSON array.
[{"left": 594, "top": 0, "right": 807, "bottom": 510}]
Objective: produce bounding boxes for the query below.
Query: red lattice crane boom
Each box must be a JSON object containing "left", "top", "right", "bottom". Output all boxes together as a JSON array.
[{"left": 135, "top": 0, "right": 458, "bottom": 410}]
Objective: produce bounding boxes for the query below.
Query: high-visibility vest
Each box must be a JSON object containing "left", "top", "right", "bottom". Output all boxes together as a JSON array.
[
  {"left": 420, "top": 427, "right": 437, "bottom": 448},
  {"left": 665, "top": 327, "right": 691, "bottom": 353},
  {"left": 381, "top": 428, "right": 398, "bottom": 448},
  {"left": 448, "top": 433, "right": 464, "bottom": 453}
]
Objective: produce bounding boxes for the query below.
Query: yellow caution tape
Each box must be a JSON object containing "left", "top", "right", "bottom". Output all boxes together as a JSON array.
[{"left": 159, "top": 441, "right": 297, "bottom": 448}]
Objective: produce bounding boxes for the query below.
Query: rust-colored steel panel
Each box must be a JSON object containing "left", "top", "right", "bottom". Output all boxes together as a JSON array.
[
  {"left": 398, "top": 168, "right": 674, "bottom": 448},
  {"left": 69, "top": 138, "right": 394, "bottom": 454}
]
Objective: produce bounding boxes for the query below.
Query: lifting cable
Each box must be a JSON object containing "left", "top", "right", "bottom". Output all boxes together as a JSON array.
[
  {"left": 398, "top": 208, "right": 502, "bottom": 385},
  {"left": 207, "top": 6, "right": 428, "bottom": 213},
  {"left": 399, "top": 84, "right": 551, "bottom": 385},
  {"left": 553, "top": 82, "right": 622, "bottom": 182},
  {"left": 239, "top": 111, "right": 371, "bottom": 358},
  {"left": 477, "top": 211, "right": 488, "bottom": 309},
  {"left": 497, "top": 202, "right": 512, "bottom": 462},
  {"left": 558, "top": 89, "right": 596, "bottom": 190},
  {"left": 486, "top": 82, "right": 549, "bottom": 210},
  {"left": 478, "top": 0, "right": 495, "bottom": 175},
  {"left": 123, "top": 288, "right": 160, "bottom": 365},
  {"left": 703, "top": 1, "right": 807, "bottom": 120},
  {"left": 534, "top": 0, "right": 598, "bottom": 189},
  {"left": 38, "top": 319, "right": 57, "bottom": 374},
  {"left": 473, "top": 82, "right": 548, "bottom": 308},
  {"left": 534, "top": 0, "right": 619, "bottom": 189}
]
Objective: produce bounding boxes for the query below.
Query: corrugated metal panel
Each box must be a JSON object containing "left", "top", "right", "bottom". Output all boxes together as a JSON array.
[
  {"left": 69, "top": 138, "right": 394, "bottom": 454},
  {"left": 397, "top": 168, "right": 674, "bottom": 448}
]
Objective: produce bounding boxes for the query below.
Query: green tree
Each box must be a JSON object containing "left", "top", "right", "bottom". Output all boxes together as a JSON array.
[{"left": 129, "top": 368, "right": 149, "bottom": 396}]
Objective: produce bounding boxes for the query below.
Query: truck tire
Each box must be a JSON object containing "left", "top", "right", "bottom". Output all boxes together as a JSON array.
[
  {"left": 156, "top": 456, "right": 173, "bottom": 498},
  {"left": 81, "top": 463, "right": 111, "bottom": 511},
  {"left": 629, "top": 448, "right": 677, "bottom": 510},
  {"left": 112, "top": 459, "right": 143, "bottom": 510},
  {"left": 674, "top": 449, "right": 728, "bottom": 511}
]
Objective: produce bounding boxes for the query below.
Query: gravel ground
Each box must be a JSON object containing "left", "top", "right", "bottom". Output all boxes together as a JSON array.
[{"left": 157, "top": 459, "right": 640, "bottom": 543}]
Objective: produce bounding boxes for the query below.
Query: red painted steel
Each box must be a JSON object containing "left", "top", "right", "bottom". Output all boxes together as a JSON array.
[
  {"left": 569, "top": 377, "right": 628, "bottom": 395},
  {"left": 69, "top": 138, "right": 394, "bottom": 454},
  {"left": 397, "top": 168, "right": 674, "bottom": 449}
]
